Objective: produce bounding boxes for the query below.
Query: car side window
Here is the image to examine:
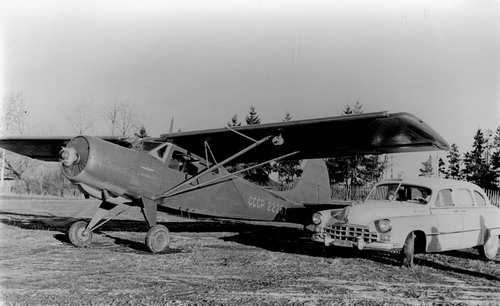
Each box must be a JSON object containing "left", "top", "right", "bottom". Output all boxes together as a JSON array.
[
  {"left": 473, "top": 190, "right": 487, "bottom": 206},
  {"left": 434, "top": 189, "right": 453, "bottom": 207},
  {"left": 456, "top": 188, "right": 474, "bottom": 207}
]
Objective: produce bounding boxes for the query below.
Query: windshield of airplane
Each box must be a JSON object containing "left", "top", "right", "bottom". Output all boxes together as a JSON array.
[
  {"left": 141, "top": 141, "right": 164, "bottom": 152},
  {"left": 366, "top": 183, "right": 432, "bottom": 204}
]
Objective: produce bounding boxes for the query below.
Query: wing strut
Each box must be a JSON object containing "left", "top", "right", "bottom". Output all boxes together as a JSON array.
[
  {"left": 204, "top": 141, "right": 218, "bottom": 166},
  {"left": 224, "top": 126, "right": 258, "bottom": 143},
  {"left": 155, "top": 150, "right": 299, "bottom": 199},
  {"left": 156, "top": 135, "right": 272, "bottom": 199},
  {"left": 82, "top": 202, "right": 133, "bottom": 235}
]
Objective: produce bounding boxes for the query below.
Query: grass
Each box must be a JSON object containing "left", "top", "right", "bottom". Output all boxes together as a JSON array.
[{"left": 0, "top": 199, "right": 499, "bottom": 305}]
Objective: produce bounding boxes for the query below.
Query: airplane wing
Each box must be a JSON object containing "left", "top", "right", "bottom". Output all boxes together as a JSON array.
[
  {"left": 0, "top": 112, "right": 449, "bottom": 163},
  {"left": 0, "top": 136, "right": 122, "bottom": 161},
  {"left": 162, "top": 111, "right": 450, "bottom": 163}
]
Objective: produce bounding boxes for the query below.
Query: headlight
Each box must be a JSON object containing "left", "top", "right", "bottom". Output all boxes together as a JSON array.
[
  {"left": 312, "top": 212, "right": 323, "bottom": 225},
  {"left": 377, "top": 219, "right": 392, "bottom": 233}
]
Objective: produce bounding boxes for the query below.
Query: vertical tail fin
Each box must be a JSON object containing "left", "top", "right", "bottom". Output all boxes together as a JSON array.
[{"left": 281, "top": 159, "right": 332, "bottom": 204}]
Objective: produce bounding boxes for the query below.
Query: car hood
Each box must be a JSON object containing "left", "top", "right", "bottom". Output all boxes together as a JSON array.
[{"left": 343, "top": 201, "right": 430, "bottom": 225}]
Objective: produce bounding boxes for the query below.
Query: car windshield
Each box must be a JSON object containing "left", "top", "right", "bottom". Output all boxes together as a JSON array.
[{"left": 366, "top": 183, "right": 432, "bottom": 204}]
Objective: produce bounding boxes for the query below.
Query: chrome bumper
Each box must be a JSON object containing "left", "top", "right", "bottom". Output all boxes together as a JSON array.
[{"left": 312, "top": 232, "right": 401, "bottom": 251}]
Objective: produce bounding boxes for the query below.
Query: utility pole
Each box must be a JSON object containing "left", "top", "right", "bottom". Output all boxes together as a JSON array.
[{"left": 1, "top": 149, "right": 5, "bottom": 188}]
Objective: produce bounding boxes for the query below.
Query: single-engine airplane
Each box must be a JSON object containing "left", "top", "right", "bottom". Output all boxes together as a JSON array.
[{"left": 0, "top": 111, "right": 449, "bottom": 253}]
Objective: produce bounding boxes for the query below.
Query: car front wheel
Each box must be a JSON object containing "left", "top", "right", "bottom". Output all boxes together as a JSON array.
[
  {"left": 401, "top": 232, "right": 415, "bottom": 268},
  {"left": 479, "top": 233, "right": 499, "bottom": 260}
]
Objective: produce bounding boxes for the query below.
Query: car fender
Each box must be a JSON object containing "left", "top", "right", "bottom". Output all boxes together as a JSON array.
[{"left": 382, "top": 214, "right": 438, "bottom": 247}]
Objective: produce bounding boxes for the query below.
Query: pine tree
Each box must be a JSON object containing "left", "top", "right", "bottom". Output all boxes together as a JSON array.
[
  {"left": 438, "top": 157, "right": 446, "bottom": 178},
  {"left": 135, "top": 126, "right": 148, "bottom": 138},
  {"left": 491, "top": 126, "right": 500, "bottom": 189},
  {"left": 419, "top": 155, "right": 434, "bottom": 177},
  {"left": 462, "top": 129, "right": 497, "bottom": 189},
  {"left": 228, "top": 114, "right": 241, "bottom": 127},
  {"left": 491, "top": 150, "right": 500, "bottom": 189},
  {"left": 325, "top": 102, "right": 387, "bottom": 197},
  {"left": 493, "top": 126, "right": 500, "bottom": 149},
  {"left": 241, "top": 106, "right": 270, "bottom": 185},
  {"left": 273, "top": 112, "right": 302, "bottom": 187},
  {"left": 446, "top": 143, "right": 461, "bottom": 179},
  {"left": 342, "top": 101, "right": 362, "bottom": 115},
  {"left": 245, "top": 106, "right": 261, "bottom": 125}
]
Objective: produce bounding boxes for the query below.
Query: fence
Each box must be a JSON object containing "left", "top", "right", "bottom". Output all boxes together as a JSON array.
[
  {"left": 485, "top": 189, "right": 500, "bottom": 208},
  {"left": 331, "top": 185, "right": 372, "bottom": 202},
  {"left": 331, "top": 185, "right": 500, "bottom": 207}
]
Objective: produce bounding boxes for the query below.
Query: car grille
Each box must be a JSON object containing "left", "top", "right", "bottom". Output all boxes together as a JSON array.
[{"left": 324, "top": 224, "right": 380, "bottom": 243}]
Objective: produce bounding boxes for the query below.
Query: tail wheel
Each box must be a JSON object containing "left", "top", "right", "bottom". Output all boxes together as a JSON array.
[
  {"left": 401, "top": 232, "right": 415, "bottom": 268},
  {"left": 479, "top": 233, "right": 499, "bottom": 260},
  {"left": 68, "top": 221, "right": 93, "bottom": 247},
  {"left": 145, "top": 225, "right": 170, "bottom": 253}
]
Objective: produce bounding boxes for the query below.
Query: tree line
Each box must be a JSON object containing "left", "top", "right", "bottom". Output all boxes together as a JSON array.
[
  {"left": 227, "top": 101, "right": 388, "bottom": 195},
  {"left": 419, "top": 127, "right": 500, "bottom": 191},
  {"left": 1, "top": 92, "right": 498, "bottom": 196},
  {"left": 1, "top": 93, "right": 146, "bottom": 196}
]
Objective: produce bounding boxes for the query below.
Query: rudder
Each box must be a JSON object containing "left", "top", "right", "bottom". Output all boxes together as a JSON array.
[{"left": 281, "top": 159, "right": 332, "bottom": 204}]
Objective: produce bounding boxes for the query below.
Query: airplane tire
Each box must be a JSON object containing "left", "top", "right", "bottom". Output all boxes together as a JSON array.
[
  {"left": 68, "top": 221, "right": 93, "bottom": 247},
  {"left": 145, "top": 225, "right": 170, "bottom": 253},
  {"left": 401, "top": 232, "right": 415, "bottom": 268},
  {"left": 479, "top": 234, "right": 499, "bottom": 260}
]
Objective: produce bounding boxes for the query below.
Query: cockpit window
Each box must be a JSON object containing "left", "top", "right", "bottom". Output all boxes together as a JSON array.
[
  {"left": 148, "top": 143, "right": 170, "bottom": 162},
  {"left": 168, "top": 151, "right": 199, "bottom": 176},
  {"left": 367, "top": 183, "right": 432, "bottom": 204},
  {"left": 142, "top": 141, "right": 163, "bottom": 152},
  {"left": 156, "top": 145, "right": 168, "bottom": 159}
]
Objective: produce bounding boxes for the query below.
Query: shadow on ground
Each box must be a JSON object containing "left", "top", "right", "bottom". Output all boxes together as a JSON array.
[
  {"left": 0, "top": 210, "right": 282, "bottom": 233},
  {"left": 1, "top": 210, "right": 499, "bottom": 281}
]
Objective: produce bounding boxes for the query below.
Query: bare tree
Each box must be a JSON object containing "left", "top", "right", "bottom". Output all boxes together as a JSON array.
[
  {"left": 104, "top": 100, "right": 139, "bottom": 137},
  {"left": 2, "top": 92, "right": 29, "bottom": 136},
  {"left": 1, "top": 93, "right": 37, "bottom": 182},
  {"left": 66, "top": 102, "right": 96, "bottom": 135}
]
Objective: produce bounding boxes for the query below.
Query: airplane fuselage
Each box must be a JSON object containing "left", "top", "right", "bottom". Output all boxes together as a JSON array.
[{"left": 62, "top": 136, "right": 310, "bottom": 224}]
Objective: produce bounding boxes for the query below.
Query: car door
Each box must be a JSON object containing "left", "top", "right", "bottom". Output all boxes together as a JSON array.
[
  {"left": 429, "top": 188, "right": 463, "bottom": 251},
  {"left": 456, "top": 188, "right": 482, "bottom": 248},
  {"left": 461, "top": 189, "right": 499, "bottom": 248}
]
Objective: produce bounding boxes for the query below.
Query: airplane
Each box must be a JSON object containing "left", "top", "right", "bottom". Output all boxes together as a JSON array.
[{"left": 0, "top": 111, "right": 449, "bottom": 253}]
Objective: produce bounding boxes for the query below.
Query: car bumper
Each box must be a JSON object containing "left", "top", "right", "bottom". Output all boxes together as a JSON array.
[{"left": 312, "top": 233, "right": 402, "bottom": 251}]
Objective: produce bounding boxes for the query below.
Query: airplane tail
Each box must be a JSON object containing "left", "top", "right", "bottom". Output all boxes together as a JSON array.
[{"left": 280, "top": 159, "right": 332, "bottom": 204}]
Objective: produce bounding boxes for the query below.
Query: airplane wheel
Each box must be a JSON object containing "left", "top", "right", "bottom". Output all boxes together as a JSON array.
[
  {"left": 68, "top": 221, "right": 93, "bottom": 247},
  {"left": 145, "top": 225, "right": 170, "bottom": 253},
  {"left": 401, "top": 232, "right": 415, "bottom": 268},
  {"left": 479, "top": 234, "right": 499, "bottom": 260}
]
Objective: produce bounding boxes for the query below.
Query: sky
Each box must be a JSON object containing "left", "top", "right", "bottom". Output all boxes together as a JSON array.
[{"left": 1, "top": 0, "right": 499, "bottom": 176}]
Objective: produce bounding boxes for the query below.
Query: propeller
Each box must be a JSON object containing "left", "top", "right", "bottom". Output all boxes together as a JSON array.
[{"left": 60, "top": 137, "right": 90, "bottom": 177}]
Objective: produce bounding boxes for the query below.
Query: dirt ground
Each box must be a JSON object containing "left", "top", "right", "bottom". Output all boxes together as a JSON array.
[{"left": 0, "top": 199, "right": 499, "bottom": 305}]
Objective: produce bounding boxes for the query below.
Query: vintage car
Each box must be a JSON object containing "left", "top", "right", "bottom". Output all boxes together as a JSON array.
[{"left": 311, "top": 177, "right": 500, "bottom": 267}]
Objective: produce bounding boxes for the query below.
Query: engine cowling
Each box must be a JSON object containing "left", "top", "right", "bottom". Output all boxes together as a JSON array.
[{"left": 60, "top": 135, "right": 163, "bottom": 198}]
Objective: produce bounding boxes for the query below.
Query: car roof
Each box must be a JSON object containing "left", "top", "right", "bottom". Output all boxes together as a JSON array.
[{"left": 377, "top": 177, "right": 481, "bottom": 190}]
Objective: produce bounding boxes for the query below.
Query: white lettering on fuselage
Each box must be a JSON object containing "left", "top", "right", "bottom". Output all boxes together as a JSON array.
[
  {"left": 247, "top": 196, "right": 285, "bottom": 214},
  {"left": 137, "top": 172, "right": 157, "bottom": 180}
]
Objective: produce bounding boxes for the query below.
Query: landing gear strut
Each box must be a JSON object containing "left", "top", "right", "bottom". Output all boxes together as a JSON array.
[
  {"left": 66, "top": 197, "right": 171, "bottom": 253},
  {"left": 140, "top": 197, "right": 171, "bottom": 253}
]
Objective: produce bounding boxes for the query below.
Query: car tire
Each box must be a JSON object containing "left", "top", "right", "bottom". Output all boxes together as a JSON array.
[
  {"left": 479, "top": 233, "right": 499, "bottom": 260},
  {"left": 401, "top": 232, "right": 415, "bottom": 268}
]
